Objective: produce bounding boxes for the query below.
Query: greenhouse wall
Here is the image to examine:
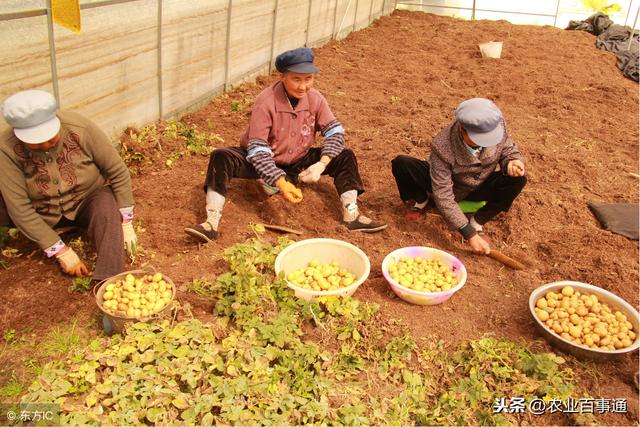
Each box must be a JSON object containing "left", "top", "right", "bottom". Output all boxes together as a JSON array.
[
  {"left": 0, "top": 0, "right": 397, "bottom": 137},
  {"left": 2, "top": 0, "right": 637, "bottom": 137},
  {"left": 397, "top": 0, "right": 640, "bottom": 29}
]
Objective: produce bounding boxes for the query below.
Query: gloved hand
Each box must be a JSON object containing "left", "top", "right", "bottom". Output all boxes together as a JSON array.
[
  {"left": 298, "top": 161, "right": 326, "bottom": 184},
  {"left": 56, "top": 246, "right": 89, "bottom": 277},
  {"left": 122, "top": 221, "right": 138, "bottom": 256},
  {"left": 275, "top": 177, "right": 303, "bottom": 204}
]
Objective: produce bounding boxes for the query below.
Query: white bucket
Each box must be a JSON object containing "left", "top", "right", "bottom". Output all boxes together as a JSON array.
[{"left": 479, "top": 41, "right": 503, "bottom": 59}]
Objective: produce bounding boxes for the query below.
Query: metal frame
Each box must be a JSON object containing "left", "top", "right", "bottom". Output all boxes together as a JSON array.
[
  {"left": 223, "top": 0, "right": 233, "bottom": 91},
  {"left": 397, "top": 2, "right": 559, "bottom": 21},
  {"left": 157, "top": 0, "right": 163, "bottom": 118},
  {"left": 269, "top": 0, "right": 280, "bottom": 73},
  {"left": 332, "top": 0, "right": 340, "bottom": 38},
  {"left": 45, "top": 0, "right": 59, "bottom": 104},
  {"left": 3, "top": 0, "right": 392, "bottom": 124},
  {"left": 305, "top": 0, "right": 314, "bottom": 46}
]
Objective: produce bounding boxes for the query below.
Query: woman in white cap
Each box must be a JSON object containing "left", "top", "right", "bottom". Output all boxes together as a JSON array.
[
  {"left": 391, "top": 98, "right": 526, "bottom": 254},
  {"left": 0, "top": 90, "right": 137, "bottom": 281}
]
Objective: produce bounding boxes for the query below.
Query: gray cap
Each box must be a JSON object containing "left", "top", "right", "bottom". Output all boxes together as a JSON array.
[
  {"left": 275, "top": 47, "right": 319, "bottom": 74},
  {"left": 1, "top": 90, "right": 61, "bottom": 144},
  {"left": 455, "top": 98, "right": 504, "bottom": 147}
]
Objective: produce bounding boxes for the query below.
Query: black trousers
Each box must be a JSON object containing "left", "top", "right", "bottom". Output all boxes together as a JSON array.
[
  {"left": 204, "top": 147, "right": 365, "bottom": 196},
  {"left": 391, "top": 154, "right": 527, "bottom": 224},
  {"left": 0, "top": 186, "right": 124, "bottom": 281}
]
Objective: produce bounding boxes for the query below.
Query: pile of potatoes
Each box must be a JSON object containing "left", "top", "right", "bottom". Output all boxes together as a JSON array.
[
  {"left": 388, "top": 256, "right": 458, "bottom": 293},
  {"left": 287, "top": 260, "right": 358, "bottom": 291},
  {"left": 534, "top": 285, "right": 636, "bottom": 351},
  {"left": 101, "top": 272, "right": 173, "bottom": 319}
]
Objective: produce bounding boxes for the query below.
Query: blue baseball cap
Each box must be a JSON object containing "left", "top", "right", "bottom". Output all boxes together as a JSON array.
[
  {"left": 455, "top": 98, "right": 505, "bottom": 147},
  {"left": 275, "top": 48, "right": 319, "bottom": 74},
  {"left": 2, "top": 90, "right": 61, "bottom": 144}
]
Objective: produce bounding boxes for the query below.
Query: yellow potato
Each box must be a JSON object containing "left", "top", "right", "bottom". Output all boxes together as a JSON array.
[
  {"left": 388, "top": 256, "right": 457, "bottom": 293},
  {"left": 535, "top": 289, "right": 635, "bottom": 351},
  {"left": 561, "top": 286, "right": 574, "bottom": 297},
  {"left": 288, "top": 261, "right": 357, "bottom": 291}
]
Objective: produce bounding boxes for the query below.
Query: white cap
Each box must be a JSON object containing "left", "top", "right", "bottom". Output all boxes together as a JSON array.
[{"left": 2, "top": 90, "right": 61, "bottom": 144}]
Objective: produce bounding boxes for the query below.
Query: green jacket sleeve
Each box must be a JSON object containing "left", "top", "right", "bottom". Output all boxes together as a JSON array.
[{"left": 0, "top": 148, "right": 60, "bottom": 249}]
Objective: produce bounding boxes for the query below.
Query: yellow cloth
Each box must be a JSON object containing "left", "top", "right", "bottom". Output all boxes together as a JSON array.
[{"left": 52, "top": 0, "right": 81, "bottom": 34}]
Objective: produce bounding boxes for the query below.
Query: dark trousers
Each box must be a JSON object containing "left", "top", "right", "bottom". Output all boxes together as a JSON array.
[
  {"left": 391, "top": 155, "right": 527, "bottom": 224},
  {"left": 204, "top": 147, "right": 365, "bottom": 196},
  {"left": 0, "top": 186, "right": 124, "bottom": 281}
]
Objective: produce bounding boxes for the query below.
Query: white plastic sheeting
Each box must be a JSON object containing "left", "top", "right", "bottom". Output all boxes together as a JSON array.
[
  {"left": 0, "top": 0, "right": 395, "bottom": 136},
  {"left": 397, "top": 0, "right": 640, "bottom": 28}
]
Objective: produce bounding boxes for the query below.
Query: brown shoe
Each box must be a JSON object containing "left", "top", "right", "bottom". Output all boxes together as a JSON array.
[
  {"left": 345, "top": 214, "right": 387, "bottom": 233},
  {"left": 184, "top": 222, "right": 218, "bottom": 243}
]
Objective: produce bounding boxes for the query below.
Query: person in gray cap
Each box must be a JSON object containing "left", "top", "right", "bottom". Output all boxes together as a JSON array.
[
  {"left": 0, "top": 89, "right": 137, "bottom": 280},
  {"left": 391, "top": 98, "right": 526, "bottom": 254},
  {"left": 184, "top": 47, "right": 386, "bottom": 242}
]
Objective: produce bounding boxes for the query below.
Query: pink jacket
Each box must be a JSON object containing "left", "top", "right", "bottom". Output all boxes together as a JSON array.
[{"left": 240, "top": 81, "right": 336, "bottom": 165}]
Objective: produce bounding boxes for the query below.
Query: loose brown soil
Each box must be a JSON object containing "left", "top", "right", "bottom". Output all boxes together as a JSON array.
[{"left": 1, "top": 11, "right": 638, "bottom": 425}]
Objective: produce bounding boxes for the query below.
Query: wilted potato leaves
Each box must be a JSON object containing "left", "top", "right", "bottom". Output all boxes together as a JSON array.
[{"left": 18, "top": 238, "right": 594, "bottom": 426}]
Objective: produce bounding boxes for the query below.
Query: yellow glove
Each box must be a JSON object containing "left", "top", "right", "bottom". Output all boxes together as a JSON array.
[
  {"left": 275, "top": 177, "right": 303, "bottom": 204},
  {"left": 122, "top": 221, "right": 138, "bottom": 256},
  {"left": 56, "top": 247, "right": 89, "bottom": 277}
]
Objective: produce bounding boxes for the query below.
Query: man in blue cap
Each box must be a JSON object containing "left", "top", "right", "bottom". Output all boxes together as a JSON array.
[
  {"left": 185, "top": 47, "right": 386, "bottom": 242},
  {"left": 391, "top": 98, "right": 526, "bottom": 254}
]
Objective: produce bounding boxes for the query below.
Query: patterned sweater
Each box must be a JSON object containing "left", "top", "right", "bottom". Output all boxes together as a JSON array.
[
  {"left": 429, "top": 121, "right": 523, "bottom": 236},
  {"left": 0, "top": 111, "right": 133, "bottom": 249}
]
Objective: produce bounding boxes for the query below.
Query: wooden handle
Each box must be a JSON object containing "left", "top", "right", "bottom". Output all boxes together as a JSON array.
[
  {"left": 488, "top": 250, "right": 525, "bottom": 270},
  {"left": 262, "top": 223, "right": 303, "bottom": 235}
]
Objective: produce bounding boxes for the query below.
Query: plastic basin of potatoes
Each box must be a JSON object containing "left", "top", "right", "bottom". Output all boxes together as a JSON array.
[
  {"left": 95, "top": 269, "right": 176, "bottom": 333},
  {"left": 382, "top": 247, "right": 467, "bottom": 305},
  {"left": 529, "top": 281, "right": 640, "bottom": 361},
  {"left": 274, "top": 238, "right": 370, "bottom": 300}
]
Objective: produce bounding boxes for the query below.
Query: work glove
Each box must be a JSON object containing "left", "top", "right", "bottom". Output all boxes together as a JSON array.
[
  {"left": 298, "top": 161, "right": 326, "bottom": 184},
  {"left": 56, "top": 246, "right": 89, "bottom": 277},
  {"left": 275, "top": 177, "right": 303, "bottom": 204},
  {"left": 122, "top": 221, "right": 138, "bottom": 257}
]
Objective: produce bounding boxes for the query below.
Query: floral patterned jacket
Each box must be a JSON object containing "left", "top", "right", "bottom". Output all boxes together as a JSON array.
[{"left": 0, "top": 111, "right": 133, "bottom": 249}]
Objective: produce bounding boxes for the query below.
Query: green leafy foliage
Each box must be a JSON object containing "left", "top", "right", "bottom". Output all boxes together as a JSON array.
[
  {"left": 187, "top": 278, "right": 218, "bottom": 298},
  {"left": 0, "top": 375, "right": 24, "bottom": 397},
  {"left": 3, "top": 329, "right": 17, "bottom": 345},
  {"left": 17, "top": 239, "right": 594, "bottom": 425},
  {"left": 41, "top": 320, "right": 85, "bottom": 357},
  {"left": 230, "top": 98, "right": 251, "bottom": 112},
  {"left": 68, "top": 277, "right": 93, "bottom": 293},
  {"left": 163, "top": 120, "right": 223, "bottom": 159},
  {"left": 0, "top": 226, "right": 11, "bottom": 247}
]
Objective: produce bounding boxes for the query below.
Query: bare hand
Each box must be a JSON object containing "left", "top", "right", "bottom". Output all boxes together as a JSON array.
[
  {"left": 469, "top": 234, "right": 491, "bottom": 255},
  {"left": 507, "top": 160, "right": 525, "bottom": 177}
]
